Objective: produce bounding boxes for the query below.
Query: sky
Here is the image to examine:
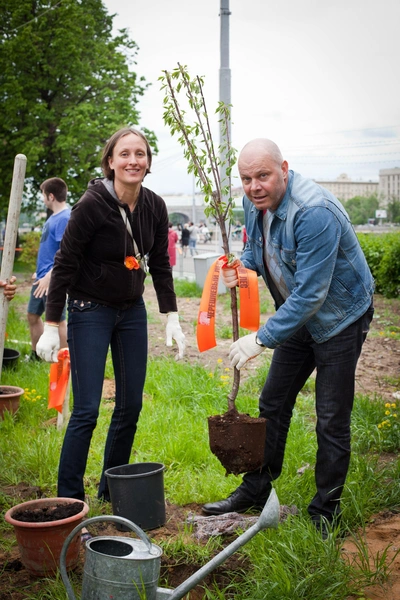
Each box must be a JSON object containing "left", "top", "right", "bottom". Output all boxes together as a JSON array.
[{"left": 103, "top": 0, "right": 400, "bottom": 195}]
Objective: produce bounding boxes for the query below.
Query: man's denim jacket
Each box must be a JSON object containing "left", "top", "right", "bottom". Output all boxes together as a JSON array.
[{"left": 241, "top": 170, "right": 374, "bottom": 349}]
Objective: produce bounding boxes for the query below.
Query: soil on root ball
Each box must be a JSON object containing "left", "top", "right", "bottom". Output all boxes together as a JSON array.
[{"left": 208, "top": 409, "right": 267, "bottom": 475}]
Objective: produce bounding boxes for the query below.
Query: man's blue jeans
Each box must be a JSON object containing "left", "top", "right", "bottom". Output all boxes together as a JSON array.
[
  {"left": 57, "top": 298, "right": 148, "bottom": 501},
  {"left": 239, "top": 304, "right": 374, "bottom": 522},
  {"left": 189, "top": 239, "right": 197, "bottom": 256}
]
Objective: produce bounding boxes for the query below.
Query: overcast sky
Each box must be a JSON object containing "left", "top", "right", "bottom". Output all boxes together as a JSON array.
[{"left": 103, "top": 0, "right": 400, "bottom": 195}]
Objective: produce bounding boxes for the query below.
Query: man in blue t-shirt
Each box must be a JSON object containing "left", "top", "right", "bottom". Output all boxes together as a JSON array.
[{"left": 27, "top": 178, "right": 71, "bottom": 360}]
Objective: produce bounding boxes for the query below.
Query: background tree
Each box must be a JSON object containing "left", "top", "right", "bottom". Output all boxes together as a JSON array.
[
  {"left": 0, "top": 0, "right": 156, "bottom": 214},
  {"left": 343, "top": 194, "right": 380, "bottom": 225},
  {"left": 387, "top": 197, "right": 400, "bottom": 224}
]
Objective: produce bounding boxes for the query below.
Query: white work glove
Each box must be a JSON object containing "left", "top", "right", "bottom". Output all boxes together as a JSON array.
[
  {"left": 166, "top": 312, "right": 186, "bottom": 360},
  {"left": 220, "top": 259, "right": 243, "bottom": 288},
  {"left": 229, "top": 333, "right": 266, "bottom": 370},
  {"left": 36, "top": 323, "right": 60, "bottom": 363}
]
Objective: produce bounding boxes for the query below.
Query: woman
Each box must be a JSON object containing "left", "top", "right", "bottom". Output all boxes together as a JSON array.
[
  {"left": 167, "top": 222, "right": 178, "bottom": 267},
  {"left": 180, "top": 224, "right": 190, "bottom": 257},
  {"left": 37, "top": 127, "right": 186, "bottom": 501}
]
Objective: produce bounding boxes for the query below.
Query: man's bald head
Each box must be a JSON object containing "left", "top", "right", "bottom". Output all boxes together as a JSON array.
[
  {"left": 239, "top": 139, "right": 284, "bottom": 167},
  {"left": 238, "top": 139, "right": 289, "bottom": 211}
]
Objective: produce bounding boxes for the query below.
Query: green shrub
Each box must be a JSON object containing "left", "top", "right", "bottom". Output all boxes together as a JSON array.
[
  {"left": 357, "top": 232, "right": 400, "bottom": 298},
  {"left": 19, "top": 231, "right": 41, "bottom": 273},
  {"left": 357, "top": 233, "right": 385, "bottom": 281},
  {"left": 377, "top": 235, "right": 400, "bottom": 297}
]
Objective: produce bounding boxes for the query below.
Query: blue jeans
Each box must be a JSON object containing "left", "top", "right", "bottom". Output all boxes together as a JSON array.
[
  {"left": 189, "top": 238, "right": 197, "bottom": 255},
  {"left": 239, "top": 304, "right": 374, "bottom": 522},
  {"left": 57, "top": 298, "right": 148, "bottom": 501}
]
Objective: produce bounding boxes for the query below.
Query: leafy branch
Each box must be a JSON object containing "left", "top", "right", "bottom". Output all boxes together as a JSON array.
[{"left": 160, "top": 64, "right": 241, "bottom": 410}]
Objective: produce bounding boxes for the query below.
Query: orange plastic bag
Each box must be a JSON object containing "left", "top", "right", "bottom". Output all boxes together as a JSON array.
[
  {"left": 48, "top": 348, "right": 70, "bottom": 413},
  {"left": 197, "top": 257, "right": 260, "bottom": 352}
]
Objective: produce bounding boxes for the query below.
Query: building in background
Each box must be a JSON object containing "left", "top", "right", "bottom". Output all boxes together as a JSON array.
[
  {"left": 378, "top": 167, "right": 400, "bottom": 205},
  {"left": 314, "top": 174, "right": 378, "bottom": 202}
]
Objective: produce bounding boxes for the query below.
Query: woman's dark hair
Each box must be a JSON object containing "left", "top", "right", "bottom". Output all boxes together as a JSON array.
[
  {"left": 40, "top": 177, "right": 68, "bottom": 203},
  {"left": 101, "top": 127, "right": 152, "bottom": 180}
]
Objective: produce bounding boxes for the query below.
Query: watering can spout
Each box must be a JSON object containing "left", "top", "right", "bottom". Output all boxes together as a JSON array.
[
  {"left": 60, "top": 491, "right": 280, "bottom": 600},
  {"left": 161, "top": 488, "right": 280, "bottom": 600},
  {"left": 258, "top": 487, "right": 280, "bottom": 530}
]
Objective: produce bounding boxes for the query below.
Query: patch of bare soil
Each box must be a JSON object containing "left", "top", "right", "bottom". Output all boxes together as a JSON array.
[
  {"left": 2, "top": 280, "right": 400, "bottom": 598},
  {"left": 0, "top": 485, "right": 248, "bottom": 599},
  {"left": 99, "top": 285, "right": 400, "bottom": 600}
]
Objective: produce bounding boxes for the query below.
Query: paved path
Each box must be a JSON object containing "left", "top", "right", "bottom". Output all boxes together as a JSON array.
[{"left": 172, "top": 239, "right": 243, "bottom": 282}]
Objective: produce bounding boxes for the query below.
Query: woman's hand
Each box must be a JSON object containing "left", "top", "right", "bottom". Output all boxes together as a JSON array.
[{"left": 166, "top": 312, "right": 186, "bottom": 360}]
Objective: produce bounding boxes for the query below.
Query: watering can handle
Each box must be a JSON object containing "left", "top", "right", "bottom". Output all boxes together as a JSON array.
[{"left": 60, "top": 515, "right": 154, "bottom": 600}]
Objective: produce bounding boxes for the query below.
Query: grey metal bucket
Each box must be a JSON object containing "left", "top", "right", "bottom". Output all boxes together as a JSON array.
[
  {"left": 105, "top": 462, "right": 166, "bottom": 531},
  {"left": 83, "top": 536, "right": 161, "bottom": 599}
]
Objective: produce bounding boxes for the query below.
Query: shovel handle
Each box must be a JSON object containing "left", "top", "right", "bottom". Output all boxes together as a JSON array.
[{"left": 60, "top": 515, "right": 154, "bottom": 600}]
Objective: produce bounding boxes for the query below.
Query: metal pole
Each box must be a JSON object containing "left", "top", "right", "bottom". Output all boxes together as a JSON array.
[
  {"left": 219, "top": 0, "right": 231, "bottom": 133},
  {"left": 219, "top": 0, "right": 231, "bottom": 250},
  {"left": 0, "top": 154, "right": 27, "bottom": 381}
]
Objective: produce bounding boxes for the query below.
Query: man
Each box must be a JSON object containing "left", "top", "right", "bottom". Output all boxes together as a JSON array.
[
  {"left": 27, "top": 178, "right": 70, "bottom": 360},
  {"left": 0, "top": 277, "right": 17, "bottom": 300},
  {"left": 188, "top": 222, "right": 199, "bottom": 256},
  {"left": 202, "top": 139, "right": 374, "bottom": 537}
]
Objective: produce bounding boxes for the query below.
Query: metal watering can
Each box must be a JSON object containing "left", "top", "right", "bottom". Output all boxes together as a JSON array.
[{"left": 60, "top": 489, "right": 280, "bottom": 600}]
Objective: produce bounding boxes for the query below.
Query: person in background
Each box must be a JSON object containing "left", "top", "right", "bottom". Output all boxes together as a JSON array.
[
  {"left": 242, "top": 225, "right": 247, "bottom": 251},
  {"left": 180, "top": 223, "right": 190, "bottom": 257},
  {"left": 36, "top": 126, "right": 186, "bottom": 502},
  {"left": 27, "top": 178, "right": 70, "bottom": 361},
  {"left": 167, "top": 222, "right": 178, "bottom": 267},
  {"left": 200, "top": 223, "right": 211, "bottom": 243},
  {"left": 202, "top": 138, "right": 374, "bottom": 539},
  {"left": 188, "top": 221, "right": 199, "bottom": 256}
]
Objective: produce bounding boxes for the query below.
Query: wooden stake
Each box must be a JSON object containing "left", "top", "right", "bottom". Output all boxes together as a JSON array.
[{"left": 0, "top": 155, "right": 27, "bottom": 382}]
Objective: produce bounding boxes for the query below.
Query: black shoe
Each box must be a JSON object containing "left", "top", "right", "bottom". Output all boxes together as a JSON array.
[
  {"left": 311, "top": 516, "right": 343, "bottom": 541},
  {"left": 202, "top": 489, "right": 265, "bottom": 515}
]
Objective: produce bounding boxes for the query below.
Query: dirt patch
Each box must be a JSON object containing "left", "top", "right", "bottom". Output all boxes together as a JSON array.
[
  {"left": 343, "top": 508, "right": 400, "bottom": 600},
  {"left": 152, "top": 282, "right": 400, "bottom": 403},
  {"left": 1, "top": 487, "right": 249, "bottom": 599},
  {"left": 4, "top": 280, "right": 400, "bottom": 598},
  {"left": 96, "top": 286, "right": 400, "bottom": 599}
]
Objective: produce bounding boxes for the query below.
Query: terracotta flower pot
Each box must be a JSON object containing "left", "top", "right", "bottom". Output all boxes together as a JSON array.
[
  {"left": 4, "top": 497, "right": 89, "bottom": 576},
  {"left": 0, "top": 385, "right": 24, "bottom": 419}
]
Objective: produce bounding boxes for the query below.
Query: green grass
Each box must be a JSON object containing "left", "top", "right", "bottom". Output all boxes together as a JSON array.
[
  {"left": 370, "top": 298, "right": 400, "bottom": 341},
  {"left": 1, "top": 284, "right": 400, "bottom": 599},
  {"left": 173, "top": 278, "right": 203, "bottom": 298}
]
